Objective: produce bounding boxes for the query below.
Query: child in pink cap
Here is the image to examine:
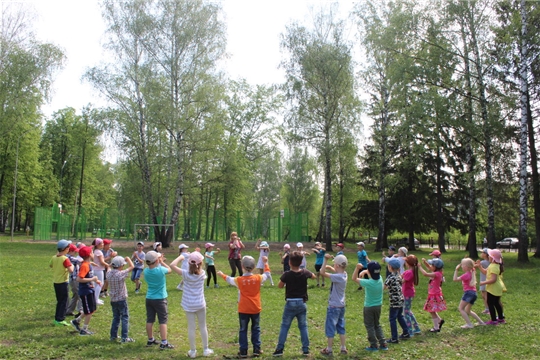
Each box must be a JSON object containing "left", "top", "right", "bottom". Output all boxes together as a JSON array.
[{"left": 478, "top": 249, "right": 506, "bottom": 325}]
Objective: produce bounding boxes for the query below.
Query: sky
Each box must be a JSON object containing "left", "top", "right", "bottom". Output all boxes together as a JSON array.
[{"left": 27, "top": 0, "right": 357, "bottom": 117}]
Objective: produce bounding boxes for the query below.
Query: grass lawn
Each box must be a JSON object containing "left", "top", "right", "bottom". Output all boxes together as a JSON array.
[{"left": 0, "top": 239, "right": 539, "bottom": 359}]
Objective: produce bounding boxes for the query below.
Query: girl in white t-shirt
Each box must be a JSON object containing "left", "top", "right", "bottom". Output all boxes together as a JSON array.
[
  {"left": 91, "top": 238, "right": 107, "bottom": 305},
  {"left": 171, "top": 252, "right": 213, "bottom": 358}
]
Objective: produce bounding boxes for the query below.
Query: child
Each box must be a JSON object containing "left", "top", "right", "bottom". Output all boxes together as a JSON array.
[
  {"left": 402, "top": 255, "right": 421, "bottom": 335},
  {"left": 352, "top": 261, "right": 387, "bottom": 351},
  {"left": 218, "top": 256, "right": 270, "bottom": 358},
  {"left": 478, "top": 249, "right": 506, "bottom": 325},
  {"left": 204, "top": 243, "right": 220, "bottom": 288},
  {"left": 66, "top": 244, "right": 82, "bottom": 317},
  {"left": 228, "top": 232, "right": 245, "bottom": 277},
  {"left": 272, "top": 251, "right": 317, "bottom": 357},
  {"left": 319, "top": 254, "right": 348, "bottom": 356},
  {"left": 477, "top": 248, "right": 490, "bottom": 313},
  {"left": 419, "top": 258, "right": 446, "bottom": 332},
  {"left": 108, "top": 256, "right": 135, "bottom": 342},
  {"left": 91, "top": 238, "right": 107, "bottom": 305},
  {"left": 312, "top": 242, "right": 326, "bottom": 287},
  {"left": 263, "top": 256, "right": 275, "bottom": 286},
  {"left": 296, "top": 242, "right": 310, "bottom": 270},
  {"left": 384, "top": 258, "right": 410, "bottom": 343},
  {"left": 101, "top": 239, "right": 117, "bottom": 298},
  {"left": 176, "top": 243, "right": 190, "bottom": 290},
  {"left": 144, "top": 250, "right": 174, "bottom": 349},
  {"left": 334, "top": 243, "right": 345, "bottom": 256},
  {"left": 171, "top": 252, "right": 214, "bottom": 358},
  {"left": 429, "top": 250, "right": 442, "bottom": 259},
  {"left": 397, "top": 247, "right": 408, "bottom": 274},
  {"left": 453, "top": 258, "right": 485, "bottom": 328},
  {"left": 280, "top": 244, "right": 291, "bottom": 272},
  {"left": 381, "top": 246, "right": 397, "bottom": 278},
  {"left": 131, "top": 241, "right": 146, "bottom": 294},
  {"left": 50, "top": 239, "right": 74, "bottom": 326},
  {"left": 355, "top": 242, "right": 371, "bottom": 290},
  {"left": 255, "top": 239, "right": 270, "bottom": 274},
  {"left": 71, "top": 246, "right": 100, "bottom": 335}
]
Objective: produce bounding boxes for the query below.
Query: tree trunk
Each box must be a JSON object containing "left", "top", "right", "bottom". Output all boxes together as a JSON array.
[
  {"left": 436, "top": 146, "right": 446, "bottom": 253},
  {"left": 324, "top": 150, "right": 332, "bottom": 249}
]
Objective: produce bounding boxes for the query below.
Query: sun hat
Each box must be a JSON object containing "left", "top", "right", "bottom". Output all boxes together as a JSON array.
[
  {"left": 387, "top": 258, "right": 401, "bottom": 270},
  {"left": 153, "top": 242, "right": 162, "bottom": 251},
  {"left": 68, "top": 244, "right": 79, "bottom": 252},
  {"left": 57, "top": 239, "right": 71, "bottom": 250},
  {"left": 388, "top": 246, "right": 396, "bottom": 251},
  {"left": 260, "top": 241, "right": 269, "bottom": 247},
  {"left": 189, "top": 252, "right": 204, "bottom": 264},
  {"left": 205, "top": 242, "right": 215, "bottom": 249},
  {"left": 111, "top": 256, "right": 126, "bottom": 268},
  {"left": 283, "top": 244, "right": 290, "bottom": 250},
  {"left": 242, "top": 256, "right": 256, "bottom": 271},
  {"left": 178, "top": 243, "right": 189, "bottom": 250},
  {"left": 367, "top": 261, "right": 381, "bottom": 280},
  {"left": 487, "top": 249, "right": 503, "bottom": 264},
  {"left": 78, "top": 246, "right": 93, "bottom": 258},
  {"left": 333, "top": 255, "right": 348, "bottom": 267},
  {"left": 296, "top": 242, "right": 304, "bottom": 248},
  {"left": 103, "top": 239, "right": 112, "bottom": 245},
  {"left": 137, "top": 241, "right": 144, "bottom": 246},
  {"left": 356, "top": 241, "right": 365, "bottom": 247},
  {"left": 399, "top": 247, "right": 408, "bottom": 256},
  {"left": 145, "top": 251, "right": 160, "bottom": 264},
  {"left": 429, "top": 250, "right": 441, "bottom": 257},
  {"left": 427, "top": 258, "right": 444, "bottom": 269}
]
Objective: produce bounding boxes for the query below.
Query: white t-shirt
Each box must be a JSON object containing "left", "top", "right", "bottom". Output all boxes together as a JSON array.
[{"left": 94, "top": 249, "right": 105, "bottom": 271}]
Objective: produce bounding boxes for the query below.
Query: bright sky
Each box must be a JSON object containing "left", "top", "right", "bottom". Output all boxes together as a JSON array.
[{"left": 28, "top": 0, "right": 357, "bottom": 118}]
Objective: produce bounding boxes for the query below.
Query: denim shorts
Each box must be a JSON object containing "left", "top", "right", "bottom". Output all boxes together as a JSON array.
[
  {"left": 462, "top": 290, "right": 477, "bottom": 304},
  {"left": 131, "top": 268, "right": 143, "bottom": 281},
  {"left": 325, "top": 306, "right": 346, "bottom": 337}
]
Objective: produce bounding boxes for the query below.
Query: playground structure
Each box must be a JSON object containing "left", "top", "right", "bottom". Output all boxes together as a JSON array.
[{"left": 32, "top": 204, "right": 309, "bottom": 243}]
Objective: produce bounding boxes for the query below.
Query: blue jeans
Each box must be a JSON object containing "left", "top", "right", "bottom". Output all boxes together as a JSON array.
[
  {"left": 111, "top": 300, "right": 129, "bottom": 340},
  {"left": 276, "top": 300, "right": 309, "bottom": 353},
  {"left": 239, "top": 313, "right": 261, "bottom": 352},
  {"left": 389, "top": 306, "right": 409, "bottom": 340}
]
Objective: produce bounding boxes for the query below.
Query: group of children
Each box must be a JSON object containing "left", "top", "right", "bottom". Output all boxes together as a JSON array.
[{"left": 51, "top": 237, "right": 507, "bottom": 357}]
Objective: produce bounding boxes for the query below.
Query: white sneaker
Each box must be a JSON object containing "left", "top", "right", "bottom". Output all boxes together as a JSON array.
[
  {"left": 97, "top": 299, "right": 104, "bottom": 305},
  {"left": 187, "top": 350, "right": 197, "bottom": 358},
  {"left": 177, "top": 284, "right": 183, "bottom": 291},
  {"left": 203, "top": 348, "right": 214, "bottom": 356}
]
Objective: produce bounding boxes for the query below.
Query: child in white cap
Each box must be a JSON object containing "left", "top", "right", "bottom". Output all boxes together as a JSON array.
[
  {"left": 176, "top": 244, "right": 190, "bottom": 291},
  {"left": 255, "top": 239, "right": 270, "bottom": 274},
  {"left": 296, "top": 242, "right": 310, "bottom": 269},
  {"left": 171, "top": 251, "right": 214, "bottom": 358},
  {"left": 108, "top": 256, "right": 135, "bottom": 342}
]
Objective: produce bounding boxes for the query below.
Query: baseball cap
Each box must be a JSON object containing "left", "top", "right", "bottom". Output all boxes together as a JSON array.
[
  {"left": 145, "top": 251, "right": 160, "bottom": 264},
  {"left": 427, "top": 258, "right": 444, "bottom": 269},
  {"left": 111, "top": 256, "right": 126, "bottom": 268},
  {"left": 335, "top": 243, "right": 344, "bottom": 248},
  {"left": 356, "top": 242, "right": 365, "bottom": 247},
  {"left": 429, "top": 250, "right": 441, "bottom": 257},
  {"left": 333, "top": 255, "right": 348, "bottom": 267},
  {"left": 103, "top": 239, "right": 112, "bottom": 245},
  {"left": 57, "top": 239, "right": 71, "bottom": 250},
  {"left": 92, "top": 238, "right": 103, "bottom": 246},
  {"left": 314, "top": 242, "right": 321, "bottom": 247},
  {"left": 153, "top": 242, "right": 162, "bottom": 251},
  {"left": 205, "top": 242, "right": 215, "bottom": 249},
  {"left": 367, "top": 261, "right": 381, "bottom": 280},
  {"left": 178, "top": 243, "right": 189, "bottom": 250},
  {"left": 283, "top": 244, "right": 290, "bottom": 250},
  {"left": 399, "top": 247, "right": 408, "bottom": 256},
  {"left": 78, "top": 246, "right": 93, "bottom": 258},
  {"left": 387, "top": 258, "right": 401, "bottom": 270},
  {"left": 388, "top": 246, "right": 396, "bottom": 251},
  {"left": 260, "top": 241, "right": 269, "bottom": 247},
  {"left": 137, "top": 241, "right": 144, "bottom": 246},
  {"left": 189, "top": 252, "right": 204, "bottom": 264},
  {"left": 296, "top": 242, "right": 303, "bottom": 248},
  {"left": 481, "top": 248, "right": 489, "bottom": 255},
  {"left": 68, "top": 244, "right": 79, "bottom": 252},
  {"left": 241, "top": 256, "right": 256, "bottom": 271}
]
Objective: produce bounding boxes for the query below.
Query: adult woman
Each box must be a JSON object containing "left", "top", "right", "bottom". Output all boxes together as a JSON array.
[{"left": 228, "top": 232, "right": 245, "bottom": 276}]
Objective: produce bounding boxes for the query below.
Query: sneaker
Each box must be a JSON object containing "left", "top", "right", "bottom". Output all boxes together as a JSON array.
[
  {"left": 302, "top": 350, "right": 310, "bottom": 356},
  {"left": 59, "top": 320, "right": 70, "bottom": 326},
  {"left": 387, "top": 338, "right": 399, "bottom": 344},
  {"left": 357, "top": 286, "right": 363, "bottom": 291},
  {"left": 253, "top": 348, "right": 262, "bottom": 357},
  {"left": 177, "top": 284, "right": 183, "bottom": 291},
  {"left": 320, "top": 347, "right": 333, "bottom": 356},
  {"left": 380, "top": 345, "right": 389, "bottom": 351},
  {"left": 365, "top": 346, "right": 379, "bottom": 351},
  {"left": 206, "top": 285, "right": 210, "bottom": 289},
  {"left": 70, "top": 319, "right": 81, "bottom": 332},
  {"left": 100, "top": 292, "right": 107, "bottom": 298},
  {"left": 121, "top": 338, "right": 135, "bottom": 343},
  {"left": 413, "top": 329, "right": 422, "bottom": 334},
  {"left": 238, "top": 350, "right": 248, "bottom": 358},
  {"left": 203, "top": 348, "right": 214, "bottom": 357},
  {"left": 160, "top": 342, "right": 175, "bottom": 350},
  {"left": 135, "top": 289, "right": 140, "bottom": 294},
  {"left": 321, "top": 283, "right": 325, "bottom": 287},
  {"left": 340, "top": 349, "right": 348, "bottom": 355},
  {"left": 97, "top": 299, "right": 104, "bottom": 305},
  {"left": 79, "top": 329, "right": 94, "bottom": 336},
  {"left": 497, "top": 319, "right": 506, "bottom": 324},
  {"left": 272, "top": 348, "right": 284, "bottom": 357},
  {"left": 110, "top": 337, "right": 119, "bottom": 342},
  {"left": 147, "top": 339, "right": 160, "bottom": 346},
  {"left": 485, "top": 320, "right": 499, "bottom": 325},
  {"left": 214, "top": 284, "right": 219, "bottom": 288},
  {"left": 187, "top": 350, "right": 197, "bottom": 358},
  {"left": 399, "top": 333, "right": 411, "bottom": 339},
  {"left": 461, "top": 324, "right": 474, "bottom": 329}
]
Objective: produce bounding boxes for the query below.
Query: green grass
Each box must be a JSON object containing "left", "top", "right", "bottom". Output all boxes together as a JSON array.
[{"left": 0, "top": 239, "right": 539, "bottom": 359}]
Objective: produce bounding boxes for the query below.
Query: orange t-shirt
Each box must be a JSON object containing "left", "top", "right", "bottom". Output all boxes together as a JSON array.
[{"left": 234, "top": 274, "right": 263, "bottom": 314}]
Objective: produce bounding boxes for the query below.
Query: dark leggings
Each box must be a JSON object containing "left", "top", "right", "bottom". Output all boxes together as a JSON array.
[
  {"left": 229, "top": 258, "right": 243, "bottom": 277},
  {"left": 487, "top": 292, "right": 504, "bottom": 321},
  {"left": 206, "top": 265, "right": 217, "bottom": 286}
]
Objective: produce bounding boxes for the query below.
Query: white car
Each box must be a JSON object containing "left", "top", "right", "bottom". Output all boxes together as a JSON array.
[{"left": 496, "top": 237, "right": 519, "bottom": 249}]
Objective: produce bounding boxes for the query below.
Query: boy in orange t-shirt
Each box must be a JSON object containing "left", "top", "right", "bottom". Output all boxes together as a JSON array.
[{"left": 218, "top": 256, "right": 270, "bottom": 358}]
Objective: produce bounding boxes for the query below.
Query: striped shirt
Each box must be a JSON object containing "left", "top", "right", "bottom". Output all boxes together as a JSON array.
[{"left": 180, "top": 270, "right": 207, "bottom": 312}]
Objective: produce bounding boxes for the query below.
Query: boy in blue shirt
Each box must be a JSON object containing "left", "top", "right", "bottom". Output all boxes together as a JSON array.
[{"left": 353, "top": 261, "right": 387, "bottom": 351}]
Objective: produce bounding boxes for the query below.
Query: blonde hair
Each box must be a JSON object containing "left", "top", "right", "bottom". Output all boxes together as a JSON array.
[{"left": 461, "top": 258, "right": 476, "bottom": 287}]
